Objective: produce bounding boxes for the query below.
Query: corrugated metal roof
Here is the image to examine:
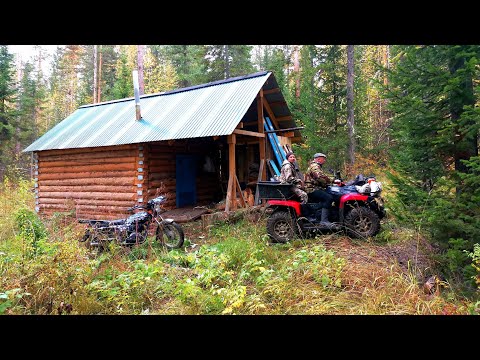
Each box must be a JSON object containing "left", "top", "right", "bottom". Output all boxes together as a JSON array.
[{"left": 24, "top": 71, "right": 299, "bottom": 152}]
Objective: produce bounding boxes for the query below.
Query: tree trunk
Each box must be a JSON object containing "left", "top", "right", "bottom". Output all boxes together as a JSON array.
[
  {"left": 97, "top": 45, "right": 102, "bottom": 103},
  {"left": 346, "top": 45, "right": 355, "bottom": 165},
  {"left": 294, "top": 45, "right": 300, "bottom": 98},
  {"left": 224, "top": 45, "right": 230, "bottom": 79},
  {"left": 137, "top": 45, "right": 145, "bottom": 95},
  {"left": 93, "top": 45, "right": 97, "bottom": 103}
]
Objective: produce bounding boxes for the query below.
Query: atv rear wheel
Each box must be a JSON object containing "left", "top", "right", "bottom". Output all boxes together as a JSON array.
[
  {"left": 344, "top": 206, "right": 380, "bottom": 238},
  {"left": 266, "top": 210, "right": 297, "bottom": 243}
]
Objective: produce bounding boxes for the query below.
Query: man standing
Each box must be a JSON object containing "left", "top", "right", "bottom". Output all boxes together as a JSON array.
[{"left": 304, "top": 152, "right": 334, "bottom": 227}]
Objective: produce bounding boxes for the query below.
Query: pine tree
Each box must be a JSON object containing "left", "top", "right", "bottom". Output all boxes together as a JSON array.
[
  {"left": 205, "top": 45, "right": 254, "bottom": 81},
  {"left": 163, "top": 45, "right": 208, "bottom": 87},
  {"left": 0, "top": 46, "right": 16, "bottom": 142},
  {"left": 112, "top": 50, "right": 133, "bottom": 99},
  {"left": 386, "top": 45, "right": 480, "bottom": 283},
  {"left": 144, "top": 47, "right": 179, "bottom": 93},
  {"left": 0, "top": 45, "right": 18, "bottom": 180}
]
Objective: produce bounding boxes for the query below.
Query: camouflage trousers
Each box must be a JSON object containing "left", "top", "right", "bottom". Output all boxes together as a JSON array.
[{"left": 292, "top": 187, "right": 308, "bottom": 204}]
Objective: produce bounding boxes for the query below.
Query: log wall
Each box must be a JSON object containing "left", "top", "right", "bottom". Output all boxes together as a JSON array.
[
  {"left": 35, "top": 139, "right": 224, "bottom": 220},
  {"left": 35, "top": 144, "right": 141, "bottom": 220},
  {"left": 146, "top": 140, "right": 221, "bottom": 209}
]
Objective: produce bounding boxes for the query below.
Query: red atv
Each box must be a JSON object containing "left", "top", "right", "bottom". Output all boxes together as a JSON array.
[{"left": 257, "top": 174, "right": 386, "bottom": 243}]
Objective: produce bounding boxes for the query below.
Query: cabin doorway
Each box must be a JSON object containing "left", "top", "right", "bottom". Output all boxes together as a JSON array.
[{"left": 176, "top": 154, "right": 197, "bottom": 208}]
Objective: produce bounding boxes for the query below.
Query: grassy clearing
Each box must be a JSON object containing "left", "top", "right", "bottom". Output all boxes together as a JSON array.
[{"left": 0, "top": 180, "right": 478, "bottom": 315}]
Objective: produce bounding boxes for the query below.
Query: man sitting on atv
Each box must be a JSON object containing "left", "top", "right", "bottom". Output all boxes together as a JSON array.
[
  {"left": 279, "top": 152, "right": 310, "bottom": 215},
  {"left": 304, "top": 152, "right": 335, "bottom": 227}
]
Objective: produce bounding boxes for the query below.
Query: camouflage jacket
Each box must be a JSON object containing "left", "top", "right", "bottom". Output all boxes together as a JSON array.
[
  {"left": 279, "top": 160, "right": 303, "bottom": 189},
  {"left": 304, "top": 160, "right": 331, "bottom": 192}
]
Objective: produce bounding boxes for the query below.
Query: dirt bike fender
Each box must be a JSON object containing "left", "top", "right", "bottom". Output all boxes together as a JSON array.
[{"left": 267, "top": 200, "right": 301, "bottom": 216}]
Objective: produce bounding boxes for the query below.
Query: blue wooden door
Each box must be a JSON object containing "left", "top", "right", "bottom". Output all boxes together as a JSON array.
[{"left": 176, "top": 155, "right": 197, "bottom": 208}]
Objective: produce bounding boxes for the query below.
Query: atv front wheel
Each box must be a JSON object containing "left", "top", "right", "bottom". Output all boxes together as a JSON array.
[
  {"left": 344, "top": 207, "right": 380, "bottom": 238},
  {"left": 266, "top": 210, "right": 297, "bottom": 243}
]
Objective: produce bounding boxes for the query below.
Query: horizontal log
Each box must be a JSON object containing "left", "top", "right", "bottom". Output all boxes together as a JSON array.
[
  {"left": 149, "top": 179, "right": 176, "bottom": 187},
  {"left": 39, "top": 156, "right": 137, "bottom": 168},
  {"left": 148, "top": 173, "right": 175, "bottom": 181},
  {"left": 38, "top": 170, "right": 137, "bottom": 180},
  {"left": 73, "top": 213, "right": 134, "bottom": 221},
  {"left": 37, "top": 144, "right": 138, "bottom": 157},
  {"left": 148, "top": 153, "right": 175, "bottom": 160},
  {"left": 39, "top": 177, "right": 134, "bottom": 186},
  {"left": 38, "top": 185, "right": 135, "bottom": 193},
  {"left": 39, "top": 150, "right": 138, "bottom": 162},
  {"left": 148, "top": 162, "right": 176, "bottom": 173},
  {"left": 38, "top": 198, "right": 135, "bottom": 207},
  {"left": 38, "top": 191, "right": 136, "bottom": 201},
  {"left": 40, "top": 163, "right": 136, "bottom": 174},
  {"left": 39, "top": 203, "right": 134, "bottom": 212}
]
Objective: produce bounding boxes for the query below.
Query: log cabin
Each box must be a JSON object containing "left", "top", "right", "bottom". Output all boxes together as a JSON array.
[{"left": 23, "top": 71, "right": 302, "bottom": 220}]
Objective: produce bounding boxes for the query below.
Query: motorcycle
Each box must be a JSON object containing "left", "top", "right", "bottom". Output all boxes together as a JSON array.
[
  {"left": 78, "top": 195, "right": 185, "bottom": 251},
  {"left": 257, "top": 173, "right": 386, "bottom": 243}
]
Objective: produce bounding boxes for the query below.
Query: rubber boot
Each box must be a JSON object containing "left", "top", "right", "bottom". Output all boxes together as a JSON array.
[
  {"left": 320, "top": 208, "right": 334, "bottom": 228},
  {"left": 300, "top": 204, "right": 316, "bottom": 222}
]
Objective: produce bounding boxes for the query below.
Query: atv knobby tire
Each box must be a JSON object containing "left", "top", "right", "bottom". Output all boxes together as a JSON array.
[
  {"left": 266, "top": 210, "right": 297, "bottom": 243},
  {"left": 344, "top": 206, "right": 380, "bottom": 238}
]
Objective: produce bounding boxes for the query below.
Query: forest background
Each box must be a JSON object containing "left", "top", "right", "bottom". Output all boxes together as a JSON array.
[{"left": 0, "top": 44, "right": 479, "bottom": 313}]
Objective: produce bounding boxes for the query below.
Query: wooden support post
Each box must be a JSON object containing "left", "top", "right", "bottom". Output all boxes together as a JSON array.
[
  {"left": 257, "top": 90, "right": 266, "bottom": 181},
  {"left": 225, "top": 134, "right": 236, "bottom": 211}
]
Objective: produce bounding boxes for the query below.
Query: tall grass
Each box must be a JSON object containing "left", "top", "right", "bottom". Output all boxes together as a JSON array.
[{"left": 0, "top": 179, "right": 476, "bottom": 314}]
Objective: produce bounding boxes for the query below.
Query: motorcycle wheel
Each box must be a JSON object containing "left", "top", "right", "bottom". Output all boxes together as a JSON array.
[
  {"left": 266, "top": 210, "right": 297, "bottom": 243},
  {"left": 344, "top": 207, "right": 380, "bottom": 238},
  {"left": 156, "top": 222, "right": 185, "bottom": 249}
]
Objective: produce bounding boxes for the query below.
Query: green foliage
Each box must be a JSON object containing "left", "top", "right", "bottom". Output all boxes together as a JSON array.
[
  {"left": 384, "top": 45, "right": 480, "bottom": 287},
  {"left": 282, "top": 245, "right": 346, "bottom": 288},
  {"left": 14, "top": 207, "right": 48, "bottom": 257},
  {"left": 467, "top": 243, "right": 480, "bottom": 291},
  {"left": 205, "top": 45, "right": 254, "bottom": 81},
  {"left": 162, "top": 45, "right": 208, "bottom": 87}
]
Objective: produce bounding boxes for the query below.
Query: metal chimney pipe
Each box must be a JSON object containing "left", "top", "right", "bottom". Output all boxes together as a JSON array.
[{"left": 132, "top": 70, "right": 142, "bottom": 120}]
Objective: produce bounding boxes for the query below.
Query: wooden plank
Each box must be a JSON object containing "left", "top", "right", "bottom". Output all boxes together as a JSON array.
[
  {"left": 235, "top": 175, "right": 246, "bottom": 208},
  {"left": 225, "top": 176, "right": 233, "bottom": 212},
  {"left": 276, "top": 115, "right": 293, "bottom": 122},
  {"left": 233, "top": 129, "right": 265, "bottom": 138},
  {"left": 263, "top": 100, "right": 280, "bottom": 129}
]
